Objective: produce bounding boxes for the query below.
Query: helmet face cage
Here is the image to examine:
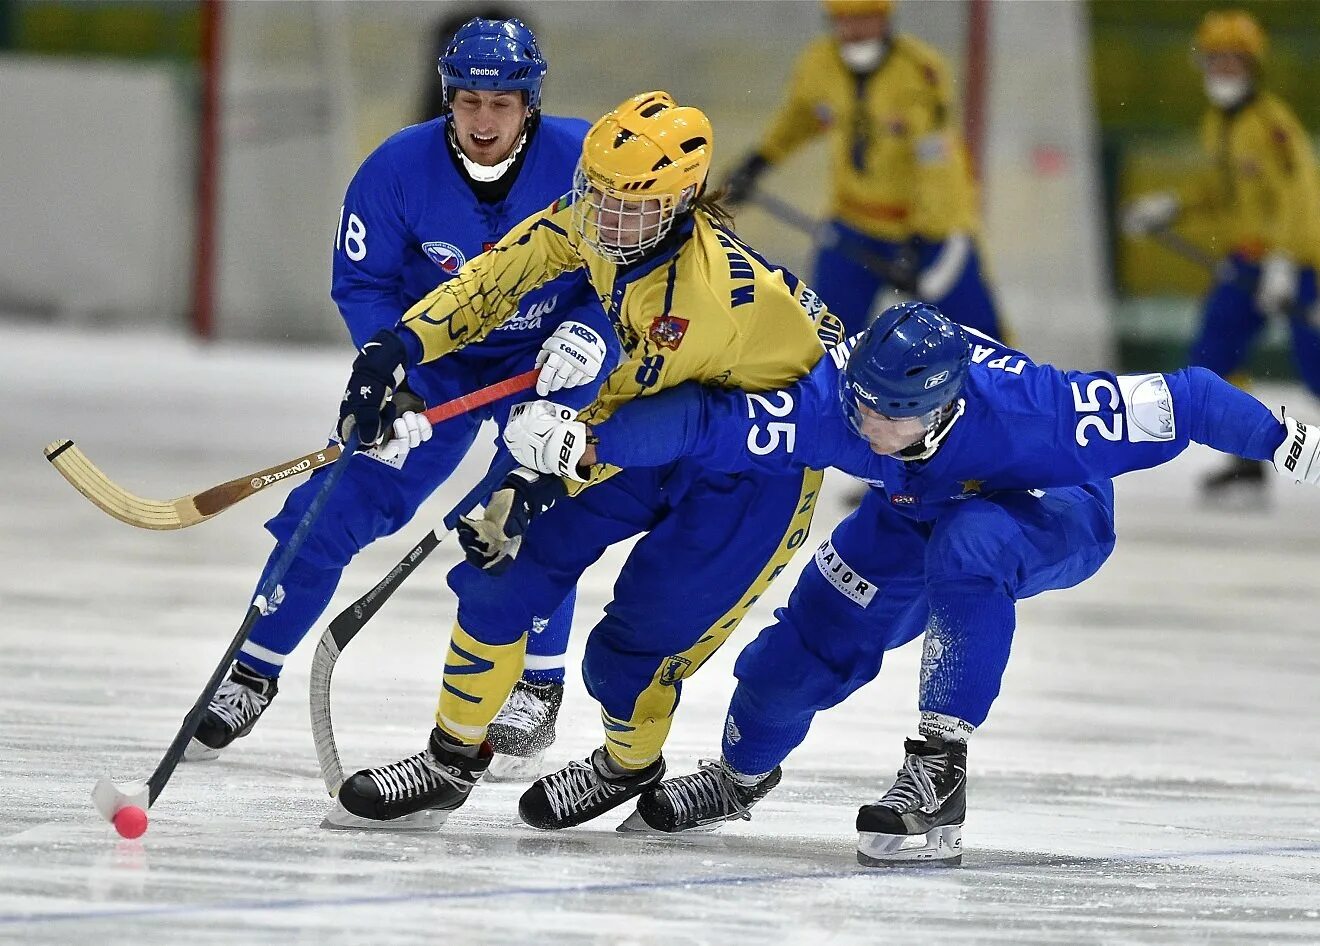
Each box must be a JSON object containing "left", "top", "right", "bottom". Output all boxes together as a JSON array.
[
  {"left": 438, "top": 18, "right": 547, "bottom": 112},
  {"left": 571, "top": 165, "right": 693, "bottom": 266}
]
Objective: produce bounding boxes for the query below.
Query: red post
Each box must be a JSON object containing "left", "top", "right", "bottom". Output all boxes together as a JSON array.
[
  {"left": 963, "top": 0, "right": 991, "bottom": 188},
  {"left": 192, "top": 0, "right": 223, "bottom": 340}
]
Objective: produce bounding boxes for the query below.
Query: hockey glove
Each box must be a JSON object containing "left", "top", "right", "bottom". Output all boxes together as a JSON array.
[
  {"left": 722, "top": 152, "right": 770, "bottom": 206},
  {"left": 1272, "top": 415, "right": 1320, "bottom": 485},
  {"left": 457, "top": 468, "right": 567, "bottom": 574},
  {"left": 339, "top": 328, "right": 411, "bottom": 447},
  {"left": 536, "top": 320, "right": 609, "bottom": 396},
  {"left": 1121, "top": 192, "right": 1179, "bottom": 237},
  {"left": 886, "top": 241, "right": 921, "bottom": 295},
  {"left": 367, "top": 410, "right": 433, "bottom": 466},
  {"left": 1256, "top": 252, "right": 1298, "bottom": 319},
  {"left": 502, "top": 400, "right": 590, "bottom": 482}
]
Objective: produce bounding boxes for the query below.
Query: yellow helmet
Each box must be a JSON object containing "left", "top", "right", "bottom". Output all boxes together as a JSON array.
[
  {"left": 572, "top": 91, "right": 714, "bottom": 265},
  {"left": 1193, "top": 10, "right": 1267, "bottom": 63},
  {"left": 823, "top": 0, "right": 894, "bottom": 18}
]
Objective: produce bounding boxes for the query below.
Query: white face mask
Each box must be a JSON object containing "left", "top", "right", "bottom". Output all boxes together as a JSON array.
[
  {"left": 1204, "top": 74, "right": 1251, "bottom": 109},
  {"left": 838, "top": 38, "right": 887, "bottom": 73}
]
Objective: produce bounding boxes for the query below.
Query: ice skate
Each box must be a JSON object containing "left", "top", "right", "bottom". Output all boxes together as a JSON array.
[
  {"left": 186, "top": 663, "right": 278, "bottom": 761},
  {"left": 322, "top": 727, "right": 491, "bottom": 831},
  {"left": 619, "top": 759, "right": 781, "bottom": 833},
  {"left": 856, "top": 736, "right": 966, "bottom": 867},
  {"left": 519, "top": 746, "right": 664, "bottom": 829},
  {"left": 486, "top": 680, "right": 563, "bottom": 782}
]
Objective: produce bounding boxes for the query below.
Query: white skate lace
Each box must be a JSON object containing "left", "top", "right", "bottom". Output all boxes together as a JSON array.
[
  {"left": 208, "top": 678, "right": 268, "bottom": 731},
  {"left": 878, "top": 752, "right": 942, "bottom": 814},
  {"left": 658, "top": 760, "right": 751, "bottom": 824},
  {"left": 366, "top": 749, "right": 466, "bottom": 803},
  {"left": 542, "top": 755, "right": 624, "bottom": 820},
  {"left": 492, "top": 684, "right": 549, "bottom": 733}
]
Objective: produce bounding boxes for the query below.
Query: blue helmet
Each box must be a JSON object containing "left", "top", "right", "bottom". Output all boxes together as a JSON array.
[
  {"left": 840, "top": 301, "right": 971, "bottom": 432},
  {"left": 438, "top": 18, "right": 547, "bottom": 111}
]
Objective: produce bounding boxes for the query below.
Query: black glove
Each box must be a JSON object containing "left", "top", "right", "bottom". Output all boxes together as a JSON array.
[
  {"left": 885, "top": 240, "right": 922, "bottom": 295},
  {"left": 456, "top": 468, "right": 568, "bottom": 574},
  {"left": 722, "top": 152, "right": 770, "bottom": 206},
  {"left": 339, "top": 328, "right": 410, "bottom": 447}
]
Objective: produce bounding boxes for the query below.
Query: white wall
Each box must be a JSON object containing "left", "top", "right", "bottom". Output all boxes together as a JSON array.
[{"left": 0, "top": 56, "right": 191, "bottom": 327}]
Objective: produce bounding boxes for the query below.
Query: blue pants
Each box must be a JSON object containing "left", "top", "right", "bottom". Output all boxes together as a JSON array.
[
  {"left": 446, "top": 460, "right": 822, "bottom": 768},
  {"left": 721, "top": 483, "right": 1116, "bottom": 776},
  {"left": 1190, "top": 255, "right": 1320, "bottom": 397},
  {"left": 240, "top": 293, "right": 614, "bottom": 683},
  {"left": 814, "top": 221, "right": 1002, "bottom": 339}
]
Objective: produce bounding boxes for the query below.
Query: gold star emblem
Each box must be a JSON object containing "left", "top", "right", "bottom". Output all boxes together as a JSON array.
[{"left": 959, "top": 479, "right": 984, "bottom": 495}]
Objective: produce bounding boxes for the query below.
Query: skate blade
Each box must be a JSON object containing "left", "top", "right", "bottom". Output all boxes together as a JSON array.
[
  {"left": 856, "top": 824, "right": 963, "bottom": 868},
  {"left": 183, "top": 739, "right": 219, "bottom": 762},
  {"left": 615, "top": 809, "right": 723, "bottom": 835},
  {"left": 486, "top": 749, "right": 546, "bottom": 783},
  {"left": 320, "top": 801, "right": 451, "bottom": 832}
]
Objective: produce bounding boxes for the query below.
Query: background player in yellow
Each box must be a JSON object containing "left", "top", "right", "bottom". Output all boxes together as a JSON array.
[
  {"left": 1123, "top": 9, "right": 1320, "bottom": 503},
  {"left": 723, "top": 0, "right": 1002, "bottom": 341},
  {"left": 326, "top": 91, "right": 836, "bottom": 831}
]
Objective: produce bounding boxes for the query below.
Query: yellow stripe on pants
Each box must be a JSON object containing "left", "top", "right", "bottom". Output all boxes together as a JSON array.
[
  {"left": 603, "top": 468, "right": 824, "bottom": 770},
  {"left": 435, "top": 622, "right": 527, "bottom": 745}
]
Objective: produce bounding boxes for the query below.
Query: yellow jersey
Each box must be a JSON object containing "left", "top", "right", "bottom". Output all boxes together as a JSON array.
[
  {"left": 1180, "top": 92, "right": 1320, "bottom": 267},
  {"left": 757, "top": 34, "right": 980, "bottom": 242},
  {"left": 400, "top": 200, "right": 844, "bottom": 491}
]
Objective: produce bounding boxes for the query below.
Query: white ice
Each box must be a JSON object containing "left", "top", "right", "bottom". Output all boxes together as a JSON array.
[{"left": 1, "top": 322, "right": 1318, "bottom": 945}]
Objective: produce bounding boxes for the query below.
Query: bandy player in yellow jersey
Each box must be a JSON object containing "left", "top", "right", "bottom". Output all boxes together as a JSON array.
[
  {"left": 326, "top": 91, "right": 842, "bottom": 831},
  {"left": 723, "top": 0, "right": 1002, "bottom": 340},
  {"left": 1124, "top": 10, "right": 1320, "bottom": 502}
]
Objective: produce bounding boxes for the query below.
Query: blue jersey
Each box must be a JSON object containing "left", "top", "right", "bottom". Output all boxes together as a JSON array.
[
  {"left": 595, "top": 331, "right": 1287, "bottom": 522},
  {"left": 330, "top": 113, "right": 593, "bottom": 361}
]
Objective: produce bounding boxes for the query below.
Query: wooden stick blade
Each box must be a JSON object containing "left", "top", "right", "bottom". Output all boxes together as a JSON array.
[{"left": 44, "top": 440, "right": 203, "bottom": 530}]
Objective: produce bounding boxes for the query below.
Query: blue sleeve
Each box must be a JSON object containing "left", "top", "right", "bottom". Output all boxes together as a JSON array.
[
  {"left": 330, "top": 147, "right": 414, "bottom": 348},
  {"left": 1010, "top": 363, "right": 1285, "bottom": 484},
  {"left": 594, "top": 358, "right": 841, "bottom": 473}
]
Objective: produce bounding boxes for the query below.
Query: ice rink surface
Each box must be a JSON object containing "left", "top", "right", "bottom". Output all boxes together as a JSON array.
[{"left": 2, "top": 323, "right": 1318, "bottom": 945}]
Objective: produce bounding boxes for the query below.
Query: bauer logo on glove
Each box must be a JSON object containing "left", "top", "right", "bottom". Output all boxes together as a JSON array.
[{"left": 503, "top": 400, "right": 590, "bottom": 482}]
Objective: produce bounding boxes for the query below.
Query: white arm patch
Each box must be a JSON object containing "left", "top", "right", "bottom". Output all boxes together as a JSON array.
[
  {"left": 813, "top": 538, "right": 877, "bottom": 606},
  {"left": 1117, "top": 373, "right": 1176, "bottom": 443}
]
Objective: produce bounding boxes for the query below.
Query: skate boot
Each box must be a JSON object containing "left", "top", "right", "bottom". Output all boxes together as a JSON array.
[
  {"left": 620, "top": 759, "right": 782, "bottom": 833},
  {"left": 519, "top": 746, "right": 665, "bottom": 830},
  {"left": 186, "top": 663, "right": 278, "bottom": 761},
  {"left": 1201, "top": 456, "right": 1268, "bottom": 509},
  {"left": 856, "top": 736, "right": 966, "bottom": 867},
  {"left": 322, "top": 727, "right": 492, "bottom": 830},
  {"left": 486, "top": 680, "right": 563, "bottom": 782}
]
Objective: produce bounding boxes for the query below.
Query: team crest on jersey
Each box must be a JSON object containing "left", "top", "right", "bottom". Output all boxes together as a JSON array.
[
  {"left": 648, "top": 315, "right": 690, "bottom": 351},
  {"left": 422, "top": 241, "right": 466, "bottom": 274},
  {"left": 659, "top": 654, "right": 692, "bottom": 687}
]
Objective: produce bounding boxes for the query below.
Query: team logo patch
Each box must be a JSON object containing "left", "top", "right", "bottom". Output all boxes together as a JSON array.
[
  {"left": 422, "top": 241, "right": 466, "bottom": 274},
  {"left": 659, "top": 655, "right": 692, "bottom": 687},
  {"left": 648, "top": 315, "right": 690, "bottom": 351}
]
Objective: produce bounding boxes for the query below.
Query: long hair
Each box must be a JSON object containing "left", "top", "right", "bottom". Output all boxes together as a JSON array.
[{"left": 693, "top": 185, "right": 736, "bottom": 232}]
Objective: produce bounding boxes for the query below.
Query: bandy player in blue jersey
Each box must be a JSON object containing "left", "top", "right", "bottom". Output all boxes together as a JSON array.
[
  {"left": 499, "top": 301, "right": 1320, "bottom": 864},
  {"left": 190, "top": 19, "right": 616, "bottom": 781}
]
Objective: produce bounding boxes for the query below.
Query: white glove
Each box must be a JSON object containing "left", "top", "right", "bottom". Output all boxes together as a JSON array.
[
  {"left": 502, "top": 400, "right": 589, "bottom": 482},
  {"left": 1121, "top": 192, "right": 1179, "bottom": 236},
  {"left": 917, "top": 232, "right": 971, "bottom": 300},
  {"left": 1273, "top": 415, "right": 1320, "bottom": 484},
  {"left": 536, "top": 320, "right": 608, "bottom": 396},
  {"left": 369, "top": 410, "right": 432, "bottom": 465},
  {"left": 1256, "top": 252, "right": 1298, "bottom": 318}
]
